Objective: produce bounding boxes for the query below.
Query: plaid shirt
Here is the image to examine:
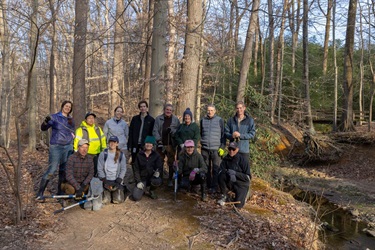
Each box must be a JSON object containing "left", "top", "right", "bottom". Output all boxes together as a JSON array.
[{"left": 66, "top": 152, "right": 94, "bottom": 190}]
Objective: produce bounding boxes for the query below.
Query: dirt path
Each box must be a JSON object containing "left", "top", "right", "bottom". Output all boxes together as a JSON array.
[{"left": 43, "top": 191, "right": 205, "bottom": 250}]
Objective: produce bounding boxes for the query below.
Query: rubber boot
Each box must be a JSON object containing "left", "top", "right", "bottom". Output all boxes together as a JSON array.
[
  {"left": 201, "top": 183, "right": 208, "bottom": 202},
  {"left": 35, "top": 179, "right": 49, "bottom": 202}
]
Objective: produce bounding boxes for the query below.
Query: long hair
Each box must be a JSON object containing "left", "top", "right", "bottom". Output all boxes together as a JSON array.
[
  {"left": 114, "top": 146, "right": 121, "bottom": 163},
  {"left": 61, "top": 100, "right": 73, "bottom": 115}
]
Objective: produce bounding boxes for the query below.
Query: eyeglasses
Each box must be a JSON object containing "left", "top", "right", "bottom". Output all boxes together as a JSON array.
[{"left": 228, "top": 148, "right": 236, "bottom": 151}]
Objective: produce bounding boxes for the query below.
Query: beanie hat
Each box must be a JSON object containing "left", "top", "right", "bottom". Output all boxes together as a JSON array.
[
  {"left": 183, "top": 108, "right": 193, "bottom": 121},
  {"left": 144, "top": 135, "right": 156, "bottom": 145}
]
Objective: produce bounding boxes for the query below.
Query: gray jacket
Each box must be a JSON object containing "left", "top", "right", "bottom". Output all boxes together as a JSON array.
[
  {"left": 103, "top": 118, "right": 129, "bottom": 151},
  {"left": 152, "top": 114, "right": 180, "bottom": 143}
]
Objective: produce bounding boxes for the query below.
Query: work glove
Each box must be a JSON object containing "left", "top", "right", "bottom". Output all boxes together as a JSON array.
[
  {"left": 189, "top": 170, "right": 197, "bottom": 181},
  {"left": 227, "top": 169, "right": 237, "bottom": 182},
  {"left": 153, "top": 171, "right": 160, "bottom": 178},
  {"left": 136, "top": 182, "right": 144, "bottom": 190},
  {"left": 75, "top": 186, "right": 84, "bottom": 200},
  {"left": 44, "top": 115, "right": 51, "bottom": 124},
  {"left": 115, "top": 177, "right": 123, "bottom": 188},
  {"left": 180, "top": 144, "right": 184, "bottom": 149},
  {"left": 157, "top": 141, "right": 163, "bottom": 148},
  {"left": 104, "top": 180, "right": 117, "bottom": 191},
  {"left": 218, "top": 148, "right": 225, "bottom": 157},
  {"left": 99, "top": 177, "right": 106, "bottom": 182},
  {"left": 193, "top": 168, "right": 200, "bottom": 173}
]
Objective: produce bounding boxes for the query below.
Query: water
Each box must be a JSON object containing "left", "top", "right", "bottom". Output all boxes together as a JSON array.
[{"left": 289, "top": 186, "right": 375, "bottom": 249}]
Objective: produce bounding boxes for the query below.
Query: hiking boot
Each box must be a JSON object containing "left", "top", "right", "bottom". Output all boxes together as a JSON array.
[
  {"left": 149, "top": 190, "right": 158, "bottom": 199},
  {"left": 201, "top": 193, "right": 208, "bottom": 202},
  {"left": 217, "top": 195, "right": 228, "bottom": 206},
  {"left": 35, "top": 179, "right": 49, "bottom": 202}
]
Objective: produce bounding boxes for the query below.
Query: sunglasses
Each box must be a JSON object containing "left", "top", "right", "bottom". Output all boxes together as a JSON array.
[{"left": 228, "top": 148, "right": 236, "bottom": 151}]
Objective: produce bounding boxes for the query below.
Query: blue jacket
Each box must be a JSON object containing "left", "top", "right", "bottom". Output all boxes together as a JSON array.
[
  {"left": 225, "top": 113, "right": 255, "bottom": 154},
  {"left": 41, "top": 112, "right": 75, "bottom": 145}
]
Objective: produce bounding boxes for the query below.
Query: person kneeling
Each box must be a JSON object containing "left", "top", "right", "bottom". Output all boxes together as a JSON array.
[
  {"left": 97, "top": 136, "right": 127, "bottom": 204},
  {"left": 178, "top": 140, "right": 208, "bottom": 201},
  {"left": 132, "top": 136, "right": 163, "bottom": 201},
  {"left": 217, "top": 142, "right": 251, "bottom": 208},
  {"left": 61, "top": 139, "right": 94, "bottom": 206}
]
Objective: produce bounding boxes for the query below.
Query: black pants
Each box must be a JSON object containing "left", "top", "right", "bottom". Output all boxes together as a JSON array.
[
  {"left": 201, "top": 149, "right": 222, "bottom": 190},
  {"left": 218, "top": 171, "right": 250, "bottom": 208}
]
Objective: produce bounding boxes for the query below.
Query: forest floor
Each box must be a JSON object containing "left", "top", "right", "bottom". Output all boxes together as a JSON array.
[{"left": 0, "top": 123, "right": 375, "bottom": 250}]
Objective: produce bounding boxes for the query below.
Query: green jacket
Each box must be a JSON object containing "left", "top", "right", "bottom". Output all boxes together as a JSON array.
[
  {"left": 174, "top": 122, "right": 200, "bottom": 147},
  {"left": 178, "top": 150, "right": 207, "bottom": 177}
]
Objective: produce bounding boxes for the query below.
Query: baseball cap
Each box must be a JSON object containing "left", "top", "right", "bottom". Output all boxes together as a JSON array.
[
  {"left": 184, "top": 140, "right": 195, "bottom": 147},
  {"left": 78, "top": 139, "right": 90, "bottom": 146},
  {"left": 228, "top": 141, "right": 238, "bottom": 150},
  {"left": 85, "top": 112, "right": 96, "bottom": 119},
  {"left": 108, "top": 136, "right": 119, "bottom": 143}
]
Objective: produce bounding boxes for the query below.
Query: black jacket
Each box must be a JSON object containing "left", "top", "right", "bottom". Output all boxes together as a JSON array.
[
  {"left": 220, "top": 153, "right": 251, "bottom": 186},
  {"left": 133, "top": 150, "right": 163, "bottom": 183},
  {"left": 128, "top": 113, "right": 155, "bottom": 150}
]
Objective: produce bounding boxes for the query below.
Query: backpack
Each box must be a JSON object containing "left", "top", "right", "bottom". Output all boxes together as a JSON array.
[{"left": 103, "top": 148, "right": 124, "bottom": 163}]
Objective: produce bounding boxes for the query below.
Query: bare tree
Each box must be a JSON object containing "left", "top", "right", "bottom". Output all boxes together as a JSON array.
[
  {"left": 303, "top": 0, "right": 315, "bottom": 134},
  {"left": 26, "top": 0, "right": 39, "bottom": 151},
  {"left": 111, "top": 0, "right": 125, "bottom": 111},
  {"left": 339, "top": 0, "right": 358, "bottom": 132},
  {"left": 0, "top": 0, "right": 12, "bottom": 147},
  {"left": 237, "top": 0, "right": 260, "bottom": 102},
  {"left": 178, "top": 0, "right": 204, "bottom": 114},
  {"left": 321, "top": 0, "right": 333, "bottom": 76},
  {"left": 72, "top": 0, "right": 89, "bottom": 123},
  {"left": 149, "top": 0, "right": 168, "bottom": 117}
]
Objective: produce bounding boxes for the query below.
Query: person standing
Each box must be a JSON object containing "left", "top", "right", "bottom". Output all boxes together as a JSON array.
[
  {"left": 74, "top": 112, "right": 107, "bottom": 176},
  {"left": 225, "top": 101, "right": 256, "bottom": 162},
  {"left": 103, "top": 106, "right": 129, "bottom": 157},
  {"left": 36, "top": 100, "right": 75, "bottom": 201},
  {"left": 217, "top": 142, "right": 251, "bottom": 208},
  {"left": 152, "top": 104, "right": 180, "bottom": 187},
  {"left": 62, "top": 139, "right": 94, "bottom": 200},
  {"left": 200, "top": 104, "right": 226, "bottom": 194},
  {"left": 174, "top": 108, "right": 200, "bottom": 155},
  {"left": 127, "top": 101, "right": 155, "bottom": 163},
  {"left": 97, "top": 136, "right": 127, "bottom": 204},
  {"left": 132, "top": 136, "right": 163, "bottom": 201},
  {"left": 178, "top": 140, "right": 208, "bottom": 201}
]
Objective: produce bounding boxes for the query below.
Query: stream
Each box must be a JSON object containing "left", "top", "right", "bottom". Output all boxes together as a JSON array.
[{"left": 286, "top": 186, "right": 375, "bottom": 249}]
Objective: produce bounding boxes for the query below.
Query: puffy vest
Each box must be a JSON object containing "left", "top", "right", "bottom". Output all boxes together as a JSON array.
[{"left": 200, "top": 115, "right": 222, "bottom": 150}]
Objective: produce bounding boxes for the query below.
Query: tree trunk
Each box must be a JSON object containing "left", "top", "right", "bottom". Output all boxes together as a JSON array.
[
  {"left": 0, "top": 0, "right": 11, "bottom": 148},
  {"left": 276, "top": 0, "right": 288, "bottom": 124},
  {"left": 339, "top": 0, "right": 357, "bottom": 132},
  {"left": 303, "top": 0, "right": 315, "bottom": 134},
  {"left": 142, "top": 0, "right": 154, "bottom": 102},
  {"left": 149, "top": 0, "right": 168, "bottom": 117},
  {"left": 111, "top": 0, "right": 125, "bottom": 111},
  {"left": 322, "top": 0, "right": 333, "bottom": 76},
  {"left": 178, "top": 0, "right": 203, "bottom": 115},
  {"left": 288, "top": 0, "right": 301, "bottom": 74},
  {"left": 27, "top": 0, "right": 38, "bottom": 151},
  {"left": 268, "top": 0, "right": 275, "bottom": 123},
  {"left": 166, "top": 0, "right": 176, "bottom": 104},
  {"left": 72, "top": 0, "right": 89, "bottom": 124},
  {"left": 359, "top": 3, "right": 364, "bottom": 125},
  {"left": 332, "top": 0, "right": 338, "bottom": 131},
  {"left": 237, "top": 0, "right": 260, "bottom": 102}
]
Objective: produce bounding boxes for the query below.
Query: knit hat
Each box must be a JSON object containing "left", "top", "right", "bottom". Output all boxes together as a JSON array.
[
  {"left": 144, "top": 136, "right": 156, "bottom": 145},
  {"left": 183, "top": 108, "right": 193, "bottom": 121}
]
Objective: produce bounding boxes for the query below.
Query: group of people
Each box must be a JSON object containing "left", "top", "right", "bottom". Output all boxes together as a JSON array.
[{"left": 36, "top": 100, "right": 255, "bottom": 209}]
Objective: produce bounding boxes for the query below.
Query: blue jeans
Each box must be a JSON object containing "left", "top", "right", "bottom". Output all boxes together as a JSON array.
[{"left": 42, "top": 144, "right": 73, "bottom": 193}]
